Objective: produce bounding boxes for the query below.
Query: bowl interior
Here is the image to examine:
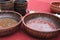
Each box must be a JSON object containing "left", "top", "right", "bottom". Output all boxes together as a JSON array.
[
  {"left": 52, "top": 2, "right": 60, "bottom": 7},
  {"left": 0, "top": 11, "right": 21, "bottom": 24},
  {"left": 24, "top": 13, "right": 60, "bottom": 32}
]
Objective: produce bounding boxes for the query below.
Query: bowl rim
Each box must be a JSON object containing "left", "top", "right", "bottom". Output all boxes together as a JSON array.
[
  {"left": 51, "top": 2, "right": 60, "bottom": 8},
  {"left": 0, "top": 10, "right": 22, "bottom": 30},
  {"left": 22, "top": 12, "right": 60, "bottom": 32}
]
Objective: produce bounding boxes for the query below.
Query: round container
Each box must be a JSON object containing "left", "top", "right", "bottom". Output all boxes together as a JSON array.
[
  {"left": 0, "top": 0, "right": 14, "bottom": 11},
  {"left": 50, "top": 2, "right": 60, "bottom": 14},
  {"left": 22, "top": 12, "right": 60, "bottom": 39},
  {"left": 0, "top": 10, "right": 22, "bottom": 36},
  {"left": 14, "top": 0, "right": 27, "bottom": 16}
]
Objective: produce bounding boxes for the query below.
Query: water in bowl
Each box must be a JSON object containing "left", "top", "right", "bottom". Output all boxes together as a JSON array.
[
  {"left": 26, "top": 18, "right": 56, "bottom": 32},
  {"left": 0, "top": 18, "right": 18, "bottom": 28}
]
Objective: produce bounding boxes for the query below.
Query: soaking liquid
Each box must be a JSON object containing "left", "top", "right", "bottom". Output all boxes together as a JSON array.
[{"left": 26, "top": 18, "right": 56, "bottom": 32}]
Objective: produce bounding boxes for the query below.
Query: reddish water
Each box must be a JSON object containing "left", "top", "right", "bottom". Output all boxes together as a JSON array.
[{"left": 26, "top": 18, "right": 56, "bottom": 32}]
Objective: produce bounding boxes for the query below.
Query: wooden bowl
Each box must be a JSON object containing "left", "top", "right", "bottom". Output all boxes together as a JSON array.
[
  {"left": 50, "top": 2, "right": 60, "bottom": 13},
  {"left": 14, "top": 0, "right": 27, "bottom": 16},
  {"left": 0, "top": 0, "right": 14, "bottom": 11},
  {"left": 22, "top": 13, "right": 60, "bottom": 39},
  {"left": 0, "top": 10, "right": 22, "bottom": 36}
]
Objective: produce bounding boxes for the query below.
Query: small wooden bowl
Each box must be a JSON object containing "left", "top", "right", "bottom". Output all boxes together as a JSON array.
[
  {"left": 0, "top": 0, "right": 14, "bottom": 11},
  {"left": 50, "top": 2, "right": 60, "bottom": 13},
  {"left": 22, "top": 13, "right": 60, "bottom": 39},
  {"left": 0, "top": 10, "right": 22, "bottom": 36}
]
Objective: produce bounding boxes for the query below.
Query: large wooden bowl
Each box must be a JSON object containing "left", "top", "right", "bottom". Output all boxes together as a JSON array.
[
  {"left": 22, "top": 13, "right": 60, "bottom": 39},
  {"left": 0, "top": 10, "right": 22, "bottom": 36}
]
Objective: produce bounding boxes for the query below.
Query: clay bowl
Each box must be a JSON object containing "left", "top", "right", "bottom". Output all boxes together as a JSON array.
[
  {"left": 0, "top": 11, "right": 22, "bottom": 36},
  {"left": 0, "top": 0, "right": 14, "bottom": 11},
  {"left": 50, "top": 2, "right": 60, "bottom": 13},
  {"left": 22, "top": 13, "right": 60, "bottom": 39}
]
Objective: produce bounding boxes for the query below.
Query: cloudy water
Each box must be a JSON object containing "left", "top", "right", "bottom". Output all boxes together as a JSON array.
[{"left": 26, "top": 18, "right": 56, "bottom": 32}]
